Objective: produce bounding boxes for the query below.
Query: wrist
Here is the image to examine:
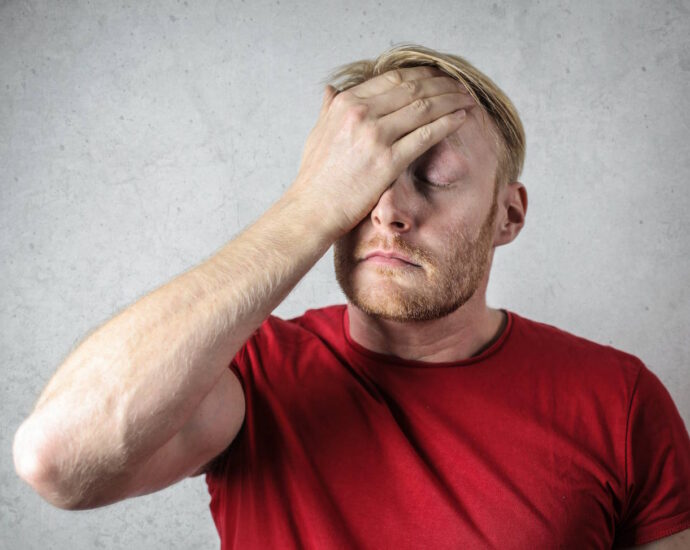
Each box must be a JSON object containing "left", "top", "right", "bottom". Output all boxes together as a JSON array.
[{"left": 275, "top": 185, "right": 343, "bottom": 246}]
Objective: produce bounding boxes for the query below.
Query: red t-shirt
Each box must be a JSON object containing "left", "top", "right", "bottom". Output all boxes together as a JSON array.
[{"left": 205, "top": 305, "right": 690, "bottom": 549}]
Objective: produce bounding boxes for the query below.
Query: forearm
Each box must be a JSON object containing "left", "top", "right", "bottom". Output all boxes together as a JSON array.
[{"left": 13, "top": 190, "right": 334, "bottom": 495}]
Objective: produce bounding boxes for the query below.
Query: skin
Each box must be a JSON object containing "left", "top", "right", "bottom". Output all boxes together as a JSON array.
[{"left": 334, "top": 82, "right": 528, "bottom": 362}]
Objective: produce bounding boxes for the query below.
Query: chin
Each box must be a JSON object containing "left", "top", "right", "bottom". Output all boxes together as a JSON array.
[{"left": 345, "top": 278, "right": 471, "bottom": 323}]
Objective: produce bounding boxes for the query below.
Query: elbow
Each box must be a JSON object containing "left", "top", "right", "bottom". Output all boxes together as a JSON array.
[{"left": 12, "top": 419, "right": 83, "bottom": 511}]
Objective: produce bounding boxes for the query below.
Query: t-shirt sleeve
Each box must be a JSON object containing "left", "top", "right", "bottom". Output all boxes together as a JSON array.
[
  {"left": 201, "top": 340, "right": 252, "bottom": 476},
  {"left": 613, "top": 364, "right": 690, "bottom": 547},
  {"left": 227, "top": 321, "right": 262, "bottom": 387}
]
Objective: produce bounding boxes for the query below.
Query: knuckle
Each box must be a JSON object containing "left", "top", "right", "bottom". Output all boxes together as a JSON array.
[
  {"left": 412, "top": 98, "right": 431, "bottom": 113},
  {"left": 384, "top": 69, "right": 403, "bottom": 86},
  {"left": 344, "top": 102, "right": 369, "bottom": 123},
  {"left": 331, "top": 91, "right": 347, "bottom": 108},
  {"left": 417, "top": 125, "right": 433, "bottom": 144},
  {"left": 400, "top": 79, "right": 420, "bottom": 97},
  {"left": 331, "top": 90, "right": 354, "bottom": 110}
]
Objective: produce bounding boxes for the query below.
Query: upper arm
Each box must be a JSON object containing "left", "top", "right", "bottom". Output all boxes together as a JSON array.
[{"left": 120, "top": 366, "right": 245, "bottom": 500}]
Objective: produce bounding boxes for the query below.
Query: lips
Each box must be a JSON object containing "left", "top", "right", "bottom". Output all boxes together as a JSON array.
[{"left": 363, "top": 250, "right": 419, "bottom": 267}]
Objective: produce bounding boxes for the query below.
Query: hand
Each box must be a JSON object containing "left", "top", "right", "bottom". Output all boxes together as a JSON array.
[{"left": 286, "top": 66, "right": 476, "bottom": 239}]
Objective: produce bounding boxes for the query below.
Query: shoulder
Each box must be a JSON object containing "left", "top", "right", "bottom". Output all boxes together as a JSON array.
[
  {"left": 239, "top": 304, "right": 346, "bottom": 357},
  {"left": 508, "top": 311, "right": 645, "bottom": 386},
  {"left": 257, "top": 303, "right": 345, "bottom": 339}
]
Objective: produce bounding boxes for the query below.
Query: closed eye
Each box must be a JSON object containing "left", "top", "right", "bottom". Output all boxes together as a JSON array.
[{"left": 415, "top": 175, "right": 451, "bottom": 189}]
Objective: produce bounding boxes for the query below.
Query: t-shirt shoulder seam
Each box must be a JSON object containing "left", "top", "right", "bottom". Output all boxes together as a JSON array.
[{"left": 517, "top": 314, "right": 643, "bottom": 361}]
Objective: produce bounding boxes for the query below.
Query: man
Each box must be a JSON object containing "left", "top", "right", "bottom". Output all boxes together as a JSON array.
[{"left": 13, "top": 44, "right": 690, "bottom": 548}]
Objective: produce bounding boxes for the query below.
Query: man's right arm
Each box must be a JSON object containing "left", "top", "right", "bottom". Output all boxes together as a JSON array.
[
  {"left": 12, "top": 192, "right": 336, "bottom": 510},
  {"left": 12, "top": 66, "right": 474, "bottom": 510}
]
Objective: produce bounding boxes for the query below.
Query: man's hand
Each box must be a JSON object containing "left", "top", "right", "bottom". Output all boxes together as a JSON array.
[{"left": 288, "top": 66, "right": 476, "bottom": 239}]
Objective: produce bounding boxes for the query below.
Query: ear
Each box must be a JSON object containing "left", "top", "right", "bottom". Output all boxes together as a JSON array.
[{"left": 494, "top": 181, "right": 527, "bottom": 247}]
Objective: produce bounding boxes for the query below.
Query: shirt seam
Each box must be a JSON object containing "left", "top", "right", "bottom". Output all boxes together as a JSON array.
[
  {"left": 621, "top": 362, "right": 645, "bottom": 525},
  {"left": 616, "top": 511, "right": 690, "bottom": 545},
  {"left": 341, "top": 306, "right": 514, "bottom": 368}
]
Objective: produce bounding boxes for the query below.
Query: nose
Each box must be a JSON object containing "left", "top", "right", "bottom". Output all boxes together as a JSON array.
[{"left": 370, "top": 176, "right": 415, "bottom": 233}]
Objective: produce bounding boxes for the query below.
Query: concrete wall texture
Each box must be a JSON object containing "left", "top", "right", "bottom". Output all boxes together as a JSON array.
[{"left": 2, "top": 0, "right": 688, "bottom": 548}]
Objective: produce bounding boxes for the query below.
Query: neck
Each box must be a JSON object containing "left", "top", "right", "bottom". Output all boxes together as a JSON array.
[{"left": 346, "top": 288, "right": 506, "bottom": 363}]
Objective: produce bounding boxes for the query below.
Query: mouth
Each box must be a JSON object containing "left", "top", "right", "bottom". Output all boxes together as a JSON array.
[{"left": 362, "top": 251, "right": 420, "bottom": 267}]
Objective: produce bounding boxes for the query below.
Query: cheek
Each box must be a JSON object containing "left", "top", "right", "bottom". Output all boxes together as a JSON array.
[{"left": 430, "top": 221, "right": 472, "bottom": 260}]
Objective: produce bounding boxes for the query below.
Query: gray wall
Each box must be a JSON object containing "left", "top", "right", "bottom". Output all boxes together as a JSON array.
[{"left": 2, "top": 1, "right": 688, "bottom": 548}]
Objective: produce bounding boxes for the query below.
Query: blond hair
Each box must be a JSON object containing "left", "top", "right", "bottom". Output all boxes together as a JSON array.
[{"left": 323, "top": 43, "right": 525, "bottom": 190}]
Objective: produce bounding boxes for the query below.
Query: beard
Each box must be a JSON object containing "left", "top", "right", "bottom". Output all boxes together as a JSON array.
[{"left": 333, "top": 187, "right": 498, "bottom": 323}]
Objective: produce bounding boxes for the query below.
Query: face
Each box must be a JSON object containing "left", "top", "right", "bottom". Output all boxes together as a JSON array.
[{"left": 334, "top": 105, "right": 501, "bottom": 322}]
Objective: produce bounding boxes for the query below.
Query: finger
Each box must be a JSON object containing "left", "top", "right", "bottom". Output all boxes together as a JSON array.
[
  {"left": 319, "top": 85, "right": 338, "bottom": 117},
  {"left": 390, "top": 109, "right": 467, "bottom": 170},
  {"left": 379, "top": 92, "right": 476, "bottom": 144},
  {"left": 368, "top": 75, "right": 470, "bottom": 117},
  {"left": 350, "top": 66, "right": 446, "bottom": 98}
]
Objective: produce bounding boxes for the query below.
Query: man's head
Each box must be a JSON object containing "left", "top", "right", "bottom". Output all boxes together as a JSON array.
[
  {"left": 329, "top": 44, "right": 527, "bottom": 323},
  {"left": 324, "top": 44, "right": 525, "bottom": 194}
]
